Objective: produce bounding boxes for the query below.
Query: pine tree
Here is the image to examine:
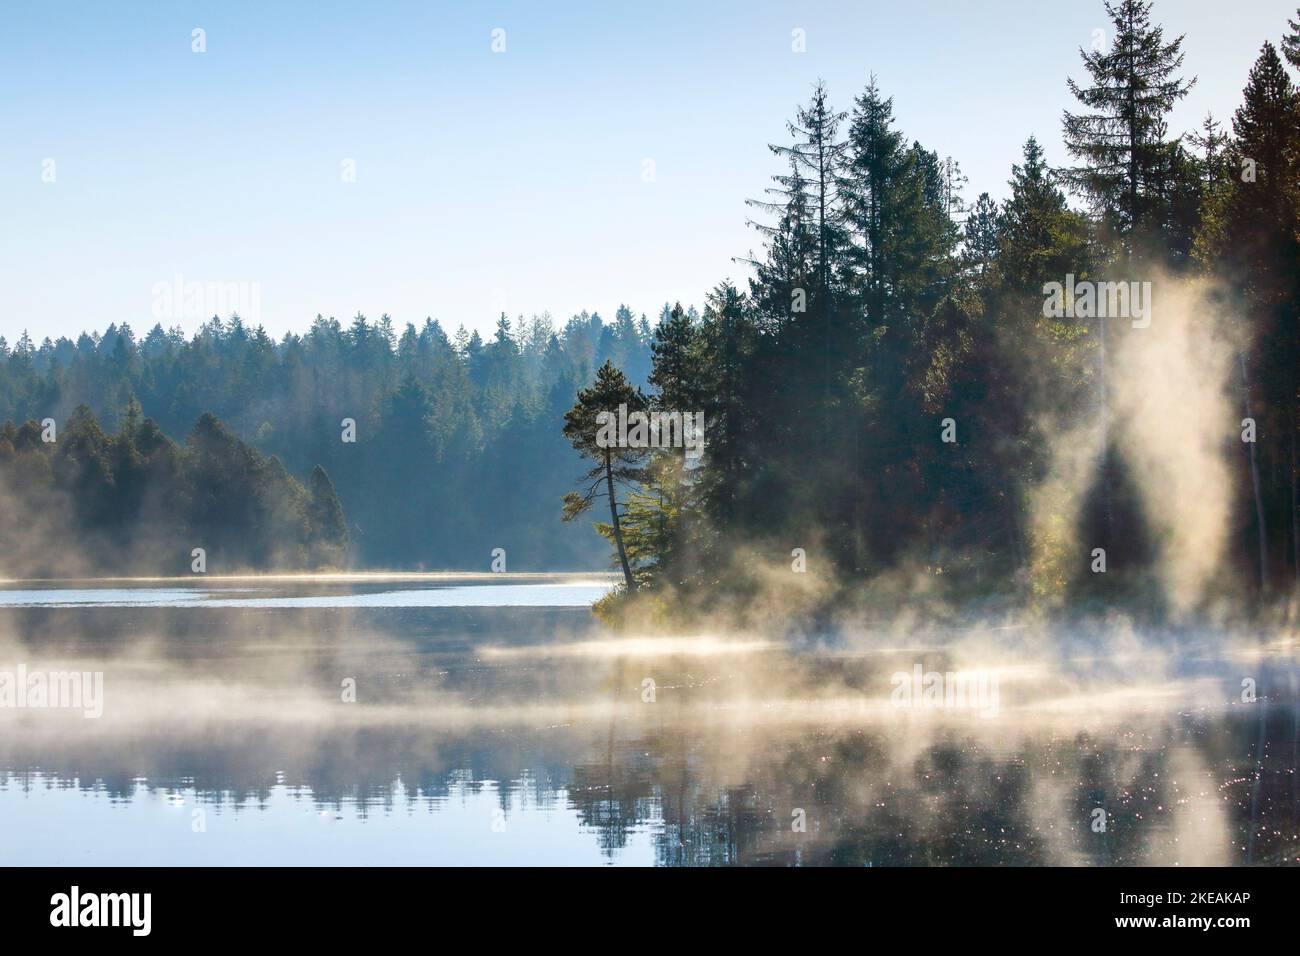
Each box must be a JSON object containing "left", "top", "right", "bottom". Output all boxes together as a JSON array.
[
  {"left": 1195, "top": 42, "right": 1299, "bottom": 305},
  {"left": 745, "top": 154, "right": 816, "bottom": 329},
  {"left": 1284, "top": 8, "right": 1300, "bottom": 72},
  {"left": 962, "top": 193, "right": 1001, "bottom": 280},
  {"left": 306, "top": 465, "right": 350, "bottom": 567},
  {"left": 757, "top": 82, "right": 848, "bottom": 301},
  {"left": 648, "top": 304, "right": 702, "bottom": 411},
  {"left": 1062, "top": 0, "right": 1196, "bottom": 253},
  {"left": 1230, "top": 42, "right": 1299, "bottom": 220},
  {"left": 842, "top": 80, "right": 958, "bottom": 347},
  {"left": 1194, "top": 41, "right": 1300, "bottom": 594},
  {"left": 562, "top": 361, "right": 649, "bottom": 590},
  {"left": 695, "top": 282, "right": 756, "bottom": 531},
  {"left": 998, "top": 137, "right": 1093, "bottom": 290},
  {"left": 1188, "top": 113, "right": 1231, "bottom": 188},
  {"left": 841, "top": 78, "right": 910, "bottom": 326}
]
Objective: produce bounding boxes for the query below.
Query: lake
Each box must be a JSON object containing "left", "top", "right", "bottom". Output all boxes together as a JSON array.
[{"left": 0, "top": 575, "right": 1296, "bottom": 866}]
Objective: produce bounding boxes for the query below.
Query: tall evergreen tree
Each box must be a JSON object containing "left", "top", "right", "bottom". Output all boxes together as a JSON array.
[
  {"left": 962, "top": 192, "right": 1001, "bottom": 280},
  {"left": 745, "top": 155, "right": 816, "bottom": 329},
  {"left": 842, "top": 78, "right": 911, "bottom": 328},
  {"left": 998, "top": 137, "right": 1093, "bottom": 290},
  {"left": 306, "top": 465, "right": 350, "bottom": 567},
  {"left": 1187, "top": 113, "right": 1232, "bottom": 188},
  {"left": 768, "top": 82, "right": 848, "bottom": 299},
  {"left": 1062, "top": 0, "right": 1196, "bottom": 254},
  {"left": 1195, "top": 41, "right": 1300, "bottom": 593},
  {"left": 1283, "top": 8, "right": 1300, "bottom": 72}
]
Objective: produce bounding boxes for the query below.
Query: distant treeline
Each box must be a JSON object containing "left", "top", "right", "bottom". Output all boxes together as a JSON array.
[
  {"left": 0, "top": 306, "right": 658, "bottom": 570},
  {"left": 0, "top": 404, "right": 348, "bottom": 577},
  {"left": 565, "top": 1, "right": 1300, "bottom": 618}
]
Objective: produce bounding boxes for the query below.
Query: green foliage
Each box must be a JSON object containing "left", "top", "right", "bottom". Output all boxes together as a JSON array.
[
  {"left": 581, "top": 2, "right": 1300, "bottom": 619},
  {"left": 0, "top": 405, "right": 349, "bottom": 576},
  {"left": 0, "top": 308, "right": 656, "bottom": 570},
  {"left": 1192, "top": 37, "right": 1300, "bottom": 595},
  {"left": 1061, "top": 0, "right": 1197, "bottom": 254},
  {"left": 562, "top": 360, "right": 649, "bottom": 589}
]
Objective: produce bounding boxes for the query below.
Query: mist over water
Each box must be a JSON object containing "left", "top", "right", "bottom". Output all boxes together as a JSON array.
[
  {"left": 1109, "top": 278, "right": 1240, "bottom": 614},
  {"left": 0, "top": 576, "right": 1295, "bottom": 866},
  {"left": 2, "top": 281, "right": 1296, "bottom": 867}
]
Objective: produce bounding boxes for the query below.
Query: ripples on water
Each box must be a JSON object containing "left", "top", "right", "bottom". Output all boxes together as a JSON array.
[{"left": 0, "top": 576, "right": 1296, "bottom": 866}]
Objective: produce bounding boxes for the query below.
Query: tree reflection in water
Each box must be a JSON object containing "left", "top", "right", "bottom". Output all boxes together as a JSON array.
[{"left": 0, "top": 597, "right": 1295, "bottom": 865}]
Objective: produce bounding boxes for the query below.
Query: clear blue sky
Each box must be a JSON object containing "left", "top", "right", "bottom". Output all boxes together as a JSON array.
[{"left": 1, "top": 0, "right": 1294, "bottom": 344}]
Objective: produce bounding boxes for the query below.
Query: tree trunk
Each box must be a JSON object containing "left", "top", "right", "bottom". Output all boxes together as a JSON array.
[
  {"left": 1007, "top": 479, "right": 1026, "bottom": 573},
  {"left": 605, "top": 448, "right": 635, "bottom": 590},
  {"left": 1242, "top": 353, "right": 1269, "bottom": 593},
  {"left": 1099, "top": 313, "right": 1115, "bottom": 544},
  {"left": 1126, "top": 5, "right": 1139, "bottom": 247},
  {"left": 1291, "top": 413, "right": 1298, "bottom": 598},
  {"left": 1289, "top": 351, "right": 1299, "bottom": 599}
]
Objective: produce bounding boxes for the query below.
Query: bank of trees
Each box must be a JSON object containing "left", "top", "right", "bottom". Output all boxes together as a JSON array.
[
  {"left": 0, "top": 404, "right": 349, "bottom": 576},
  {"left": 566, "top": 1, "right": 1300, "bottom": 614},
  {"left": 0, "top": 308, "right": 656, "bottom": 570}
]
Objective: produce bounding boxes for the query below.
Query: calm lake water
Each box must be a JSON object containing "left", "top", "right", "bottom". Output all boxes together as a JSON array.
[{"left": 0, "top": 575, "right": 1296, "bottom": 866}]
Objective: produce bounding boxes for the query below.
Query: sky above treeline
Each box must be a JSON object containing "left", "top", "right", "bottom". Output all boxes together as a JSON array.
[{"left": 0, "top": 0, "right": 1294, "bottom": 344}]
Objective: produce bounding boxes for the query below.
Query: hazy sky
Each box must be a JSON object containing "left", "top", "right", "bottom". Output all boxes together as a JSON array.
[{"left": 1, "top": 0, "right": 1294, "bottom": 344}]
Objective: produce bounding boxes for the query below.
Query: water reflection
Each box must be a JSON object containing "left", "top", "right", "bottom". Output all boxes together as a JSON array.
[
  {"left": 0, "top": 578, "right": 614, "bottom": 608},
  {"left": 0, "top": 579, "right": 1295, "bottom": 866}
]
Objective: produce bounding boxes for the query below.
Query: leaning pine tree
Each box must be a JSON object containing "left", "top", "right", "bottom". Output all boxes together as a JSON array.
[{"left": 562, "top": 360, "right": 649, "bottom": 591}]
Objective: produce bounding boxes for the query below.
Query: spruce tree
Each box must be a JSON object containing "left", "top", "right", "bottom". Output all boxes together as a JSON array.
[
  {"left": 1062, "top": 0, "right": 1196, "bottom": 252},
  {"left": 1195, "top": 41, "right": 1300, "bottom": 593},
  {"left": 769, "top": 81, "right": 847, "bottom": 299},
  {"left": 962, "top": 193, "right": 1001, "bottom": 281},
  {"left": 1196, "top": 42, "right": 1299, "bottom": 305},
  {"left": 998, "top": 137, "right": 1092, "bottom": 290},
  {"left": 1187, "top": 113, "right": 1231, "bottom": 188},
  {"left": 306, "top": 465, "right": 350, "bottom": 567},
  {"left": 1284, "top": 8, "right": 1300, "bottom": 72},
  {"left": 744, "top": 155, "right": 816, "bottom": 328},
  {"left": 841, "top": 78, "right": 910, "bottom": 326}
]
